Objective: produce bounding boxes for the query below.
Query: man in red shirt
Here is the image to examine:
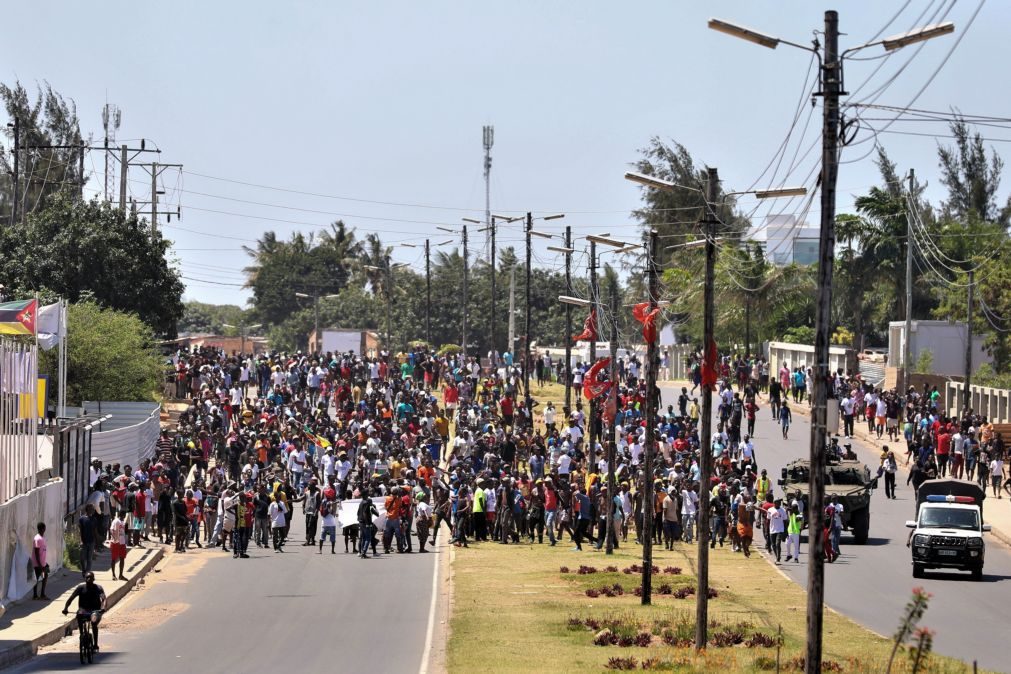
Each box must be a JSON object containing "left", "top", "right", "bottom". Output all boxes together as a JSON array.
[
  {"left": 936, "top": 427, "right": 952, "bottom": 477},
  {"left": 501, "top": 395, "right": 514, "bottom": 431}
]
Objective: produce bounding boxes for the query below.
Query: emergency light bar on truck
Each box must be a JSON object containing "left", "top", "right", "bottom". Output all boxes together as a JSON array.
[{"left": 925, "top": 494, "right": 977, "bottom": 504}]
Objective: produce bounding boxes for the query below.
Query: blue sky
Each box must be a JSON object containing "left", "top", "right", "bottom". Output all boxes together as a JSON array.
[{"left": 2, "top": 1, "right": 1005, "bottom": 306}]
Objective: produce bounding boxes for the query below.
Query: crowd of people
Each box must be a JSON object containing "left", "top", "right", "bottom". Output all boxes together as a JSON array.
[{"left": 48, "top": 345, "right": 1009, "bottom": 639}]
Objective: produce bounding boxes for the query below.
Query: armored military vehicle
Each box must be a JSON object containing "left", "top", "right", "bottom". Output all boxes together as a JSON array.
[{"left": 777, "top": 456, "right": 875, "bottom": 544}]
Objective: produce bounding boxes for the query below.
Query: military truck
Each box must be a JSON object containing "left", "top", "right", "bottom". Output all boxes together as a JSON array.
[{"left": 777, "top": 456, "right": 875, "bottom": 544}]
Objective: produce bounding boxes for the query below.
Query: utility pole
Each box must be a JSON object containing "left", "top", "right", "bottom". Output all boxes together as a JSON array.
[
  {"left": 120, "top": 145, "right": 128, "bottom": 211},
  {"left": 640, "top": 228, "right": 659, "bottom": 604},
  {"left": 386, "top": 254, "right": 394, "bottom": 367},
  {"left": 605, "top": 284, "right": 618, "bottom": 555},
  {"left": 462, "top": 224, "right": 469, "bottom": 362},
  {"left": 151, "top": 160, "right": 158, "bottom": 232},
  {"left": 524, "top": 212, "right": 533, "bottom": 427},
  {"left": 425, "top": 239, "right": 432, "bottom": 346},
  {"left": 564, "top": 225, "right": 573, "bottom": 411},
  {"left": 965, "top": 269, "right": 974, "bottom": 412},
  {"left": 508, "top": 264, "right": 516, "bottom": 352},
  {"left": 78, "top": 141, "right": 85, "bottom": 200},
  {"left": 807, "top": 11, "right": 841, "bottom": 673},
  {"left": 490, "top": 218, "right": 497, "bottom": 358},
  {"left": 903, "top": 169, "right": 915, "bottom": 393},
  {"left": 696, "top": 167, "right": 719, "bottom": 646},
  {"left": 588, "top": 239, "right": 598, "bottom": 451},
  {"left": 10, "top": 116, "right": 19, "bottom": 226}
]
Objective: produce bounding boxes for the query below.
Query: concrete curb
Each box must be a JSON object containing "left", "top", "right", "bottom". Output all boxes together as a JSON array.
[{"left": 0, "top": 546, "right": 164, "bottom": 670}]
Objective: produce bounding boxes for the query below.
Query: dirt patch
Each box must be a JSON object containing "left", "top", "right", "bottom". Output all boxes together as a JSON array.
[{"left": 102, "top": 602, "right": 189, "bottom": 632}]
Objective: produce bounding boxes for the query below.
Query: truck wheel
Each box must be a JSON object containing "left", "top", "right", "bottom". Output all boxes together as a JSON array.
[
  {"left": 851, "top": 508, "right": 869, "bottom": 545},
  {"left": 913, "top": 563, "right": 924, "bottom": 579},
  {"left": 972, "top": 566, "right": 983, "bottom": 582}
]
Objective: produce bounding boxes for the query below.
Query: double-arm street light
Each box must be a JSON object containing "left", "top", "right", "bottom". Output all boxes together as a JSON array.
[
  {"left": 295, "top": 291, "right": 339, "bottom": 342},
  {"left": 364, "top": 258, "right": 408, "bottom": 363},
  {"left": 463, "top": 213, "right": 516, "bottom": 361},
  {"left": 401, "top": 239, "right": 452, "bottom": 346},
  {"left": 221, "top": 322, "right": 263, "bottom": 356},
  {"left": 625, "top": 167, "right": 806, "bottom": 640},
  {"left": 708, "top": 13, "right": 954, "bottom": 671}
]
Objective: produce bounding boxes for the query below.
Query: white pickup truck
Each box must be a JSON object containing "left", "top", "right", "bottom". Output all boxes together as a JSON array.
[{"left": 906, "top": 478, "right": 991, "bottom": 581}]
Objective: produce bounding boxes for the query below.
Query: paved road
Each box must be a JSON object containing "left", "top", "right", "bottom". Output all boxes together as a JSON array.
[
  {"left": 10, "top": 511, "right": 438, "bottom": 673},
  {"left": 662, "top": 385, "right": 1011, "bottom": 672}
]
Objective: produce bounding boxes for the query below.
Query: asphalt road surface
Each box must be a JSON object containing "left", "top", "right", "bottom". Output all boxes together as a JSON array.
[
  {"left": 662, "top": 385, "right": 1011, "bottom": 672},
  {"left": 11, "top": 510, "right": 437, "bottom": 673}
]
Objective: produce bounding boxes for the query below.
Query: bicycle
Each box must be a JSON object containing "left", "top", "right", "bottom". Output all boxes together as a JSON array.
[{"left": 65, "top": 609, "right": 99, "bottom": 664}]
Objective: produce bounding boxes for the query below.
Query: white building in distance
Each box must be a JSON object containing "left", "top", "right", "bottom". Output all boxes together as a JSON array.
[{"left": 746, "top": 214, "right": 819, "bottom": 266}]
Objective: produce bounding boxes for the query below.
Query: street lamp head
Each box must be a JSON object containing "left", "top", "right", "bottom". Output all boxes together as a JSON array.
[
  {"left": 247, "top": 323, "right": 263, "bottom": 330},
  {"left": 558, "top": 295, "right": 592, "bottom": 307},
  {"left": 587, "top": 234, "right": 632, "bottom": 249},
  {"left": 708, "top": 17, "right": 780, "bottom": 49},
  {"left": 882, "top": 21, "right": 954, "bottom": 51},
  {"left": 754, "top": 186, "right": 808, "bottom": 199},
  {"left": 492, "top": 213, "right": 517, "bottom": 222},
  {"left": 529, "top": 230, "right": 554, "bottom": 239},
  {"left": 546, "top": 245, "right": 575, "bottom": 254},
  {"left": 294, "top": 292, "right": 311, "bottom": 298},
  {"left": 322, "top": 294, "right": 339, "bottom": 299},
  {"left": 436, "top": 239, "right": 454, "bottom": 246},
  {"left": 461, "top": 217, "right": 481, "bottom": 224},
  {"left": 542, "top": 213, "right": 565, "bottom": 221},
  {"left": 400, "top": 243, "right": 418, "bottom": 248},
  {"left": 436, "top": 226, "right": 457, "bottom": 234}
]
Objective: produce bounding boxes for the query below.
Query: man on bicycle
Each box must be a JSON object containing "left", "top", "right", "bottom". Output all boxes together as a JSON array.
[{"left": 61, "top": 571, "right": 107, "bottom": 651}]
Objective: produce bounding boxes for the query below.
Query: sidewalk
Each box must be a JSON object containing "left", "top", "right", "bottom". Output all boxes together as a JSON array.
[
  {"left": 659, "top": 379, "right": 1011, "bottom": 548},
  {"left": 0, "top": 543, "right": 163, "bottom": 669}
]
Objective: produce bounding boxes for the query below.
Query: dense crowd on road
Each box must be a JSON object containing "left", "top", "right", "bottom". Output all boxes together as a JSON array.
[{"left": 49, "top": 346, "right": 1009, "bottom": 645}]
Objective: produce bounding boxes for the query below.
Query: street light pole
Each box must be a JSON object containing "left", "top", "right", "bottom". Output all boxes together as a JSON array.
[
  {"left": 524, "top": 213, "right": 533, "bottom": 427},
  {"left": 588, "top": 238, "right": 598, "bottom": 450},
  {"left": 606, "top": 284, "right": 618, "bottom": 555},
  {"left": 641, "top": 228, "right": 659, "bottom": 604},
  {"left": 696, "top": 167, "right": 719, "bottom": 645},
  {"left": 426, "top": 239, "right": 432, "bottom": 346},
  {"left": 463, "top": 224, "right": 469, "bottom": 362},
  {"left": 564, "top": 226, "right": 573, "bottom": 411},
  {"left": 903, "top": 170, "right": 914, "bottom": 393},
  {"left": 806, "top": 12, "right": 841, "bottom": 670}
]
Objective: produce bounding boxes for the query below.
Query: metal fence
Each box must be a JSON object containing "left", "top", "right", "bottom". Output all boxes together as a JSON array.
[
  {"left": 54, "top": 421, "right": 93, "bottom": 515},
  {"left": 0, "top": 336, "right": 39, "bottom": 503}
]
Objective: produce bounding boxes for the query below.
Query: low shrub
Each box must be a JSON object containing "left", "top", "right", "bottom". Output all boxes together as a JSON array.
[
  {"left": 710, "top": 628, "right": 745, "bottom": 647},
  {"left": 560, "top": 566, "right": 570, "bottom": 574},
  {"left": 745, "top": 632, "right": 782, "bottom": 648},
  {"left": 586, "top": 588, "right": 601, "bottom": 598},
  {"left": 604, "top": 656, "right": 637, "bottom": 670},
  {"left": 663, "top": 566, "right": 682, "bottom": 575},
  {"left": 578, "top": 565, "right": 599, "bottom": 575}
]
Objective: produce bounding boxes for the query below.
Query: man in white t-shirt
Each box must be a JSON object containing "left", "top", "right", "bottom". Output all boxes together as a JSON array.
[{"left": 268, "top": 499, "right": 287, "bottom": 552}]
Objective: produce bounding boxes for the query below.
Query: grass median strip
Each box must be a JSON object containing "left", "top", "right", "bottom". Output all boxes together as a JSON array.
[{"left": 447, "top": 538, "right": 984, "bottom": 673}]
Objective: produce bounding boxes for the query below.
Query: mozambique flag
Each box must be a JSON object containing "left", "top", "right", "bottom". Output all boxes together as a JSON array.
[
  {"left": 0, "top": 299, "right": 37, "bottom": 335},
  {"left": 302, "top": 424, "right": 331, "bottom": 448}
]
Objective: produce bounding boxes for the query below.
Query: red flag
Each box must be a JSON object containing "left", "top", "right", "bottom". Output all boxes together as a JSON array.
[
  {"left": 572, "top": 309, "right": 598, "bottom": 343},
  {"left": 583, "top": 357, "right": 612, "bottom": 400},
  {"left": 701, "top": 336, "right": 719, "bottom": 390},
  {"left": 632, "top": 302, "right": 661, "bottom": 344},
  {"left": 602, "top": 385, "right": 618, "bottom": 426}
]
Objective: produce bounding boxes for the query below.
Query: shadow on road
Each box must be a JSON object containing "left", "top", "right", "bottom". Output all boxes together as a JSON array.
[
  {"left": 922, "top": 570, "right": 1011, "bottom": 583},
  {"left": 15, "top": 650, "right": 124, "bottom": 671}
]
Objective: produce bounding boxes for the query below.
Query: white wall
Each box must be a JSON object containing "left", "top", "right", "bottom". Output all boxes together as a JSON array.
[
  {"left": 0, "top": 479, "right": 66, "bottom": 612},
  {"left": 89, "top": 406, "right": 160, "bottom": 470},
  {"left": 889, "top": 321, "right": 991, "bottom": 376},
  {"left": 322, "top": 330, "right": 363, "bottom": 355}
]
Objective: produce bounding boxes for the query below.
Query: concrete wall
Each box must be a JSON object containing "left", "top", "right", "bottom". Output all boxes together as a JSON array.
[
  {"left": 767, "top": 341, "right": 854, "bottom": 378},
  {"left": 888, "top": 321, "right": 990, "bottom": 377},
  {"left": 0, "top": 479, "right": 66, "bottom": 612},
  {"left": 947, "top": 382, "right": 1011, "bottom": 423}
]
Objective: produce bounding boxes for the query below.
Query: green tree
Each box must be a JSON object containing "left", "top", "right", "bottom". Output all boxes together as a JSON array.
[
  {"left": 243, "top": 222, "right": 361, "bottom": 325},
  {"left": 938, "top": 118, "right": 1011, "bottom": 226},
  {"left": 0, "top": 81, "right": 86, "bottom": 225},
  {"left": 178, "top": 301, "right": 251, "bottom": 335},
  {"left": 0, "top": 193, "right": 184, "bottom": 335},
  {"left": 39, "top": 301, "right": 164, "bottom": 405}
]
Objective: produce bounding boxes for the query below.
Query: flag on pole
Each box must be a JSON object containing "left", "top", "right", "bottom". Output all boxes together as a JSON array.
[
  {"left": 0, "top": 299, "right": 37, "bottom": 335},
  {"left": 582, "top": 357, "right": 611, "bottom": 400},
  {"left": 701, "top": 336, "right": 719, "bottom": 390},
  {"left": 572, "top": 309, "right": 598, "bottom": 343},
  {"left": 632, "top": 302, "right": 662, "bottom": 344}
]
